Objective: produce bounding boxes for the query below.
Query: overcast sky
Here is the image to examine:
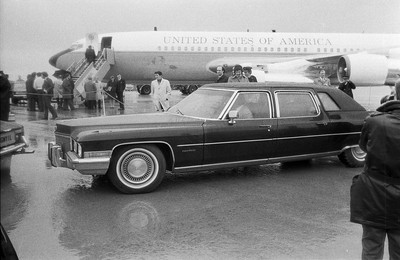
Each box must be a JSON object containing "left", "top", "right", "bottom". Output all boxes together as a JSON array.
[{"left": 1, "top": 0, "right": 399, "bottom": 80}]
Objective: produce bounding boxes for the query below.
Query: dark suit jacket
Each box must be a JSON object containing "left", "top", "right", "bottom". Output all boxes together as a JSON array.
[{"left": 216, "top": 74, "right": 229, "bottom": 83}]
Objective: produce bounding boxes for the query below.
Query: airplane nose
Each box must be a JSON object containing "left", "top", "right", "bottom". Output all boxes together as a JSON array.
[{"left": 49, "top": 48, "right": 73, "bottom": 67}]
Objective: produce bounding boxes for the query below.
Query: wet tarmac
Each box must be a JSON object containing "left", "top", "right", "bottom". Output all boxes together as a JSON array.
[{"left": 1, "top": 89, "right": 391, "bottom": 259}]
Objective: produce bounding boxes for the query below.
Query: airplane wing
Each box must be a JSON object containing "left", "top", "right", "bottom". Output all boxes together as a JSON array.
[{"left": 207, "top": 47, "right": 400, "bottom": 86}]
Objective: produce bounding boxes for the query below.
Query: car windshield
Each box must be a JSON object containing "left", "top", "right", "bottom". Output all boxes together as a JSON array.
[{"left": 168, "top": 88, "right": 233, "bottom": 119}]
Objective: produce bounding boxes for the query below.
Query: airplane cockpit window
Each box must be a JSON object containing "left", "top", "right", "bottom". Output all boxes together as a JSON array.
[{"left": 71, "top": 42, "right": 83, "bottom": 50}]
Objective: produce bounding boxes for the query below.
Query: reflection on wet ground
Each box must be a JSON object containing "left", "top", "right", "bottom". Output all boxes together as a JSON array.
[{"left": 1, "top": 89, "right": 390, "bottom": 259}]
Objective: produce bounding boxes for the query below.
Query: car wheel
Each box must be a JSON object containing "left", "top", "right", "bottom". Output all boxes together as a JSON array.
[
  {"left": 141, "top": 85, "right": 151, "bottom": 95},
  {"left": 338, "top": 146, "right": 366, "bottom": 168},
  {"left": 187, "top": 85, "right": 198, "bottom": 94},
  {"left": 108, "top": 145, "right": 166, "bottom": 193}
]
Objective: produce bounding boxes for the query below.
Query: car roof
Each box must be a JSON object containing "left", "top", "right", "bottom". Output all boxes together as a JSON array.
[
  {"left": 202, "top": 82, "right": 322, "bottom": 91},
  {"left": 201, "top": 82, "right": 366, "bottom": 112}
]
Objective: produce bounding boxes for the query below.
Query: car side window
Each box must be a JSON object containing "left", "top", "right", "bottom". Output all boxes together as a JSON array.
[
  {"left": 317, "top": 92, "right": 340, "bottom": 111},
  {"left": 276, "top": 91, "right": 318, "bottom": 118},
  {"left": 230, "top": 92, "right": 271, "bottom": 119}
]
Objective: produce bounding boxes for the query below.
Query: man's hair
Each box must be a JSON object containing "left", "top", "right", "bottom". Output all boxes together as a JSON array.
[
  {"left": 217, "top": 66, "right": 225, "bottom": 73},
  {"left": 243, "top": 67, "right": 252, "bottom": 73},
  {"left": 154, "top": 71, "right": 162, "bottom": 76}
]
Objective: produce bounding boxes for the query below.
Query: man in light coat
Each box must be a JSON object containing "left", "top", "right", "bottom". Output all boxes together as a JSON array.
[{"left": 150, "top": 71, "right": 171, "bottom": 112}]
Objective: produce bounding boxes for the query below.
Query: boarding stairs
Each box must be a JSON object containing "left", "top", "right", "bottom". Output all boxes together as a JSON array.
[{"left": 67, "top": 48, "right": 115, "bottom": 98}]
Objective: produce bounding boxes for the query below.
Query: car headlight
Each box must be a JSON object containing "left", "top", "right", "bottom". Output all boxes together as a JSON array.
[{"left": 70, "top": 138, "right": 83, "bottom": 158}]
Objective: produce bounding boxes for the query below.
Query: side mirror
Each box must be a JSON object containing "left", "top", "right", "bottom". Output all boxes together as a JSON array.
[{"left": 228, "top": 110, "right": 238, "bottom": 125}]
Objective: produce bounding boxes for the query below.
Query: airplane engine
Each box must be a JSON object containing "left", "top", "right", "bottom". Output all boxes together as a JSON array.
[{"left": 337, "top": 54, "right": 389, "bottom": 85}]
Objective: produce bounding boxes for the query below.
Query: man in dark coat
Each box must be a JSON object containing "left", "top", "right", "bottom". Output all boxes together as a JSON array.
[
  {"left": 62, "top": 74, "right": 75, "bottom": 110},
  {"left": 41, "top": 72, "right": 57, "bottom": 120},
  {"left": 215, "top": 66, "right": 228, "bottom": 83},
  {"left": 350, "top": 85, "right": 400, "bottom": 260},
  {"left": 116, "top": 74, "right": 126, "bottom": 110},
  {"left": 338, "top": 76, "right": 356, "bottom": 98},
  {"left": 0, "top": 70, "right": 11, "bottom": 121},
  {"left": 85, "top": 45, "right": 96, "bottom": 64},
  {"left": 243, "top": 67, "right": 258, "bottom": 82},
  {"left": 26, "top": 73, "right": 37, "bottom": 111}
]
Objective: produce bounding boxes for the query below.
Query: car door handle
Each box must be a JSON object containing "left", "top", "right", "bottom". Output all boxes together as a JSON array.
[
  {"left": 259, "top": 124, "right": 272, "bottom": 131},
  {"left": 316, "top": 122, "right": 328, "bottom": 126}
]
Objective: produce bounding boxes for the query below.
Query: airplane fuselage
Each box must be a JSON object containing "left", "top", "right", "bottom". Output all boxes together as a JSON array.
[{"left": 50, "top": 31, "right": 400, "bottom": 85}]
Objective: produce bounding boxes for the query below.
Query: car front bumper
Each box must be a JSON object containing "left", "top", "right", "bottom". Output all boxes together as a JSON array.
[{"left": 48, "top": 142, "right": 110, "bottom": 175}]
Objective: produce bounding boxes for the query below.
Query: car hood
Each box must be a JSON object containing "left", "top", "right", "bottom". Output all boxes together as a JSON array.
[{"left": 55, "top": 112, "right": 206, "bottom": 135}]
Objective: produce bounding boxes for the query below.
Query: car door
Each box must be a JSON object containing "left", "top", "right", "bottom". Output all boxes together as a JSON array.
[
  {"left": 273, "top": 89, "right": 332, "bottom": 159},
  {"left": 203, "top": 91, "right": 277, "bottom": 166}
]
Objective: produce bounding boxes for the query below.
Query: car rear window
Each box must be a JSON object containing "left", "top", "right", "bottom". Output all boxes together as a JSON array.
[{"left": 317, "top": 92, "right": 340, "bottom": 111}]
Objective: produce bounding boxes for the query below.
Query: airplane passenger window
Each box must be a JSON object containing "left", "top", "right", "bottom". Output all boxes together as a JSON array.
[
  {"left": 211, "top": 47, "right": 214, "bottom": 51},
  {"left": 171, "top": 46, "right": 174, "bottom": 51},
  {"left": 337, "top": 48, "right": 340, "bottom": 52},
  {"left": 191, "top": 47, "right": 194, "bottom": 51},
  {"left": 205, "top": 47, "right": 208, "bottom": 51},
  {"left": 224, "top": 47, "right": 228, "bottom": 52},
  {"left": 164, "top": 46, "right": 168, "bottom": 51},
  {"left": 198, "top": 47, "right": 201, "bottom": 51},
  {"left": 350, "top": 49, "right": 354, "bottom": 52},
  {"left": 218, "top": 47, "right": 221, "bottom": 52},
  {"left": 264, "top": 47, "right": 268, "bottom": 52},
  {"left": 244, "top": 47, "right": 247, "bottom": 52},
  {"left": 344, "top": 48, "right": 347, "bottom": 52},
  {"left": 184, "top": 47, "right": 188, "bottom": 51},
  {"left": 297, "top": 48, "right": 301, "bottom": 52},
  {"left": 304, "top": 48, "right": 307, "bottom": 52},
  {"left": 157, "top": 46, "right": 161, "bottom": 51},
  {"left": 324, "top": 48, "right": 327, "bottom": 52},
  {"left": 277, "top": 48, "right": 280, "bottom": 52},
  {"left": 231, "top": 47, "right": 235, "bottom": 51},
  {"left": 317, "top": 48, "right": 320, "bottom": 52},
  {"left": 284, "top": 48, "right": 288, "bottom": 52},
  {"left": 291, "top": 48, "right": 294, "bottom": 52},
  {"left": 238, "top": 47, "right": 241, "bottom": 52},
  {"left": 271, "top": 48, "right": 274, "bottom": 52},
  {"left": 330, "top": 48, "right": 333, "bottom": 52},
  {"left": 178, "top": 47, "right": 181, "bottom": 51},
  {"left": 251, "top": 47, "right": 254, "bottom": 52}
]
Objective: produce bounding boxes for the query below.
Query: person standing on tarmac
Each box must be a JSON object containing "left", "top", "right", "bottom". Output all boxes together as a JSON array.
[
  {"left": 350, "top": 84, "right": 400, "bottom": 260},
  {"left": 105, "top": 75, "right": 117, "bottom": 108},
  {"left": 243, "top": 66, "right": 258, "bottom": 82},
  {"left": 62, "top": 74, "right": 75, "bottom": 110},
  {"left": 151, "top": 71, "right": 171, "bottom": 112},
  {"left": 34, "top": 72, "right": 44, "bottom": 111},
  {"left": 338, "top": 76, "right": 356, "bottom": 98},
  {"left": 116, "top": 74, "right": 126, "bottom": 110},
  {"left": 0, "top": 70, "right": 12, "bottom": 121},
  {"left": 84, "top": 76, "right": 97, "bottom": 109},
  {"left": 41, "top": 72, "right": 58, "bottom": 120},
  {"left": 215, "top": 66, "right": 229, "bottom": 83},
  {"left": 228, "top": 65, "right": 249, "bottom": 83}
]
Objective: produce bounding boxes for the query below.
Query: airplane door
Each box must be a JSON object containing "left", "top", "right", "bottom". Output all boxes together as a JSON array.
[{"left": 101, "top": 37, "right": 112, "bottom": 50}]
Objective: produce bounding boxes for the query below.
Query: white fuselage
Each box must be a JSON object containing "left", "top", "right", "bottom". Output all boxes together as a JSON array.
[{"left": 52, "top": 31, "right": 400, "bottom": 85}]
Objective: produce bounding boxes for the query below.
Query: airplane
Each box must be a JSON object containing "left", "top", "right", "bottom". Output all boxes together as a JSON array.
[{"left": 49, "top": 31, "right": 400, "bottom": 95}]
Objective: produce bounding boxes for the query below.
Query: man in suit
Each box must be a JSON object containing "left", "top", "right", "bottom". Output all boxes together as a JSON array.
[
  {"left": 215, "top": 66, "right": 228, "bottom": 83},
  {"left": 116, "top": 74, "right": 126, "bottom": 110},
  {"left": 85, "top": 45, "right": 96, "bottom": 64},
  {"left": 42, "top": 72, "right": 57, "bottom": 119},
  {"left": 151, "top": 71, "right": 171, "bottom": 112}
]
